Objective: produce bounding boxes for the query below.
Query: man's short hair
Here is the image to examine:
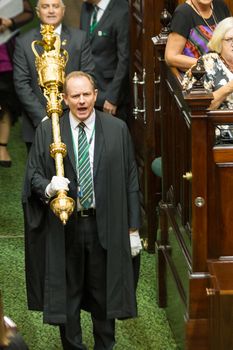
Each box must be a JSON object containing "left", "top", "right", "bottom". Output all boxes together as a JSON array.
[{"left": 63, "top": 71, "right": 96, "bottom": 94}]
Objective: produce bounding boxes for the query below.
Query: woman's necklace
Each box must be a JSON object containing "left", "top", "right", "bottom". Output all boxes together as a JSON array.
[
  {"left": 190, "top": 0, "right": 218, "bottom": 32},
  {"left": 220, "top": 55, "right": 233, "bottom": 74}
]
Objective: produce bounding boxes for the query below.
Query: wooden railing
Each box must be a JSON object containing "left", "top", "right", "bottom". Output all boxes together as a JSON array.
[{"left": 153, "top": 18, "right": 233, "bottom": 350}]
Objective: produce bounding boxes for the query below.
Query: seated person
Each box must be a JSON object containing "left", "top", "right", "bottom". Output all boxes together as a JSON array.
[
  {"left": 0, "top": 0, "right": 34, "bottom": 166},
  {"left": 165, "top": 0, "right": 230, "bottom": 71},
  {"left": 182, "top": 16, "right": 233, "bottom": 110}
]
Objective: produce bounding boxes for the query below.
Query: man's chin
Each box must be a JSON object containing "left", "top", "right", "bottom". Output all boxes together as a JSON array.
[
  {"left": 45, "top": 20, "right": 59, "bottom": 27},
  {"left": 77, "top": 114, "right": 89, "bottom": 121}
]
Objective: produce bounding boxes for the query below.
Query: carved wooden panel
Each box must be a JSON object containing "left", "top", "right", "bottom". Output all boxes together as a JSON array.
[{"left": 208, "top": 145, "right": 233, "bottom": 257}]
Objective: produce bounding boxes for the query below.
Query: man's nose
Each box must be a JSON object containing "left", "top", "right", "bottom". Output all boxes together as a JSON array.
[
  {"left": 79, "top": 95, "right": 85, "bottom": 103},
  {"left": 48, "top": 6, "right": 55, "bottom": 12}
]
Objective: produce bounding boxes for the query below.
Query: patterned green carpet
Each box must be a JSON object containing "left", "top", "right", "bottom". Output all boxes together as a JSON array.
[{"left": 0, "top": 121, "right": 177, "bottom": 349}]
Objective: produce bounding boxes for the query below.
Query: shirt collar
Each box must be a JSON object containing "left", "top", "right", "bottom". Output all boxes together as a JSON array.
[
  {"left": 97, "top": 0, "right": 111, "bottom": 11},
  {"left": 54, "top": 23, "right": 62, "bottom": 36},
  {"left": 69, "top": 109, "right": 96, "bottom": 131}
]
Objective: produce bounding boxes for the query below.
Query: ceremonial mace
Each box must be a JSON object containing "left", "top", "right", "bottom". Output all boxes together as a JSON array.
[{"left": 32, "top": 25, "right": 75, "bottom": 225}]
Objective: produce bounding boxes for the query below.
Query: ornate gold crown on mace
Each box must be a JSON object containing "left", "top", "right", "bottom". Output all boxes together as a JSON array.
[{"left": 32, "top": 24, "right": 75, "bottom": 225}]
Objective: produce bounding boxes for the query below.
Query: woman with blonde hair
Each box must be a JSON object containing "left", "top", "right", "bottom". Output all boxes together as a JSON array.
[{"left": 183, "top": 16, "right": 233, "bottom": 110}]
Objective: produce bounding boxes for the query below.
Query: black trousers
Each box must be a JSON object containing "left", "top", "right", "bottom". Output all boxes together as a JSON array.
[
  {"left": 60, "top": 216, "right": 115, "bottom": 350},
  {"left": 25, "top": 142, "right": 32, "bottom": 154}
]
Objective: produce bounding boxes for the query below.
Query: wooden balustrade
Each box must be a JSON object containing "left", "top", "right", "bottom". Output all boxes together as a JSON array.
[{"left": 154, "top": 26, "right": 233, "bottom": 349}]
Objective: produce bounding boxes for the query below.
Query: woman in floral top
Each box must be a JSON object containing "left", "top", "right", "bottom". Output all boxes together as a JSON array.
[{"left": 182, "top": 16, "right": 233, "bottom": 110}]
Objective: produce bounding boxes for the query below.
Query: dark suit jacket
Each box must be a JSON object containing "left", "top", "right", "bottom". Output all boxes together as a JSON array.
[
  {"left": 23, "top": 110, "right": 140, "bottom": 323},
  {"left": 13, "top": 25, "right": 95, "bottom": 143},
  {"left": 80, "top": 0, "right": 130, "bottom": 117}
]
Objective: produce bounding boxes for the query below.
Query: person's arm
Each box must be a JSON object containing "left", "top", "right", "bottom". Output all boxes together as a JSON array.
[
  {"left": 210, "top": 81, "right": 233, "bottom": 110},
  {"left": 10, "top": 0, "right": 34, "bottom": 30},
  {"left": 0, "top": 0, "right": 33, "bottom": 32},
  {"left": 125, "top": 125, "right": 140, "bottom": 229},
  {"left": 165, "top": 32, "right": 197, "bottom": 71},
  {"left": 13, "top": 36, "right": 47, "bottom": 127},
  {"left": 103, "top": 100, "right": 117, "bottom": 115},
  {"left": 104, "top": 7, "right": 129, "bottom": 110},
  {"left": 124, "top": 125, "right": 142, "bottom": 256},
  {"left": 79, "top": 31, "right": 95, "bottom": 78}
]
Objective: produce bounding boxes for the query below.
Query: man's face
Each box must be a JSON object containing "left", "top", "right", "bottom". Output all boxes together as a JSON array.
[
  {"left": 63, "top": 76, "right": 98, "bottom": 122},
  {"left": 193, "top": 0, "right": 213, "bottom": 7},
  {"left": 37, "top": 0, "right": 65, "bottom": 28}
]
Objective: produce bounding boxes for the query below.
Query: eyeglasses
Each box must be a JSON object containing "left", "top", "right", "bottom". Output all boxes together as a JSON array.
[{"left": 223, "top": 37, "right": 233, "bottom": 45}]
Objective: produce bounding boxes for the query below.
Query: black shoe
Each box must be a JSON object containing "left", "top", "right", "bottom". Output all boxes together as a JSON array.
[{"left": 0, "top": 160, "right": 12, "bottom": 167}]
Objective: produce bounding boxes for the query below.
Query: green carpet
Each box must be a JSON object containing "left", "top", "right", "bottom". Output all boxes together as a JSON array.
[{"left": 0, "top": 121, "right": 177, "bottom": 349}]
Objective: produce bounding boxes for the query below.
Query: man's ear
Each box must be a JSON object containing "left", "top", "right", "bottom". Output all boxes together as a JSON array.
[
  {"left": 36, "top": 7, "right": 40, "bottom": 19},
  {"left": 63, "top": 93, "right": 68, "bottom": 106},
  {"left": 94, "top": 89, "right": 98, "bottom": 101}
]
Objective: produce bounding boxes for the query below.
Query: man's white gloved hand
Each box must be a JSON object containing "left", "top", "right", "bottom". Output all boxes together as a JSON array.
[
  {"left": 129, "top": 231, "right": 143, "bottom": 257},
  {"left": 45, "top": 176, "right": 70, "bottom": 198},
  {"left": 41, "top": 115, "right": 49, "bottom": 122}
]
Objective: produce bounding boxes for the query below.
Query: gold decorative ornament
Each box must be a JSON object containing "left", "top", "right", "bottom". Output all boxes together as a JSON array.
[
  {"left": 32, "top": 24, "right": 75, "bottom": 225},
  {"left": 183, "top": 171, "right": 193, "bottom": 181}
]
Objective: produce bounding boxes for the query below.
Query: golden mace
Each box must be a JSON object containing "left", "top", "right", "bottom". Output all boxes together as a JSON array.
[{"left": 32, "top": 25, "right": 75, "bottom": 225}]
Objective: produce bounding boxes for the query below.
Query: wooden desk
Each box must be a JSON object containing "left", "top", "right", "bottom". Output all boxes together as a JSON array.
[{"left": 208, "top": 260, "right": 233, "bottom": 350}]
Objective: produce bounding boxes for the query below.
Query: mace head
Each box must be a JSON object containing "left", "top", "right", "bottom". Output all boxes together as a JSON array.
[{"left": 40, "top": 24, "right": 57, "bottom": 51}]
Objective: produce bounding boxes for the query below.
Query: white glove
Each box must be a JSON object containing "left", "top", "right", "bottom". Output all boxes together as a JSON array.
[
  {"left": 45, "top": 176, "right": 70, "bottom": 198},
  {"left": 41, "top": 115, "right": 49, "bottom": 122},
  {"left": 129, "top": 231, "right": 143, "bottom": 257}
]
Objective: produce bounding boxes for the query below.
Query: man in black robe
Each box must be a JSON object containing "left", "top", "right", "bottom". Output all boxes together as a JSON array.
[{"left": 22, "top": 71, "right": 142, "bottom": 349}]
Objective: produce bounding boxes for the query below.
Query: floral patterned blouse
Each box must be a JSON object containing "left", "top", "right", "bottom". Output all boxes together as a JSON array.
[{"left": 182, "top": 52, "right": 233, "bottom": 109}]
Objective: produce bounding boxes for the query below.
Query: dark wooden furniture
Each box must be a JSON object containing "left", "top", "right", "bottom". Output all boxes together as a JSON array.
[
  {"left": 154, "top": 31, "right": 233, "bottom": 349},
  {"left": 128, "top": 0, "right": 233, "bottom": 348},
  {"left": 208, "top": 260, "right": 233, "bottom": 350}
]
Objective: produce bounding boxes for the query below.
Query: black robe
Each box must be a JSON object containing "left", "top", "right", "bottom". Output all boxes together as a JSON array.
[{"left": 22, "top": 110, "right": 141, "bottom": 324}]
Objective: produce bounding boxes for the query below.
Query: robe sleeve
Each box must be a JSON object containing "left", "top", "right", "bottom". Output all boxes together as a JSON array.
[
  {"left": 24, "top": 122, "right": 54, "bottom": 205},
  {"left": 124, "top": 125, "right": 141, "bottom": 229}
]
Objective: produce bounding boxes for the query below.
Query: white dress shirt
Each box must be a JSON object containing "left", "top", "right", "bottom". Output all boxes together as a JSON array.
[
  {"left": 95, "top": 0, "right": 111, "bottom": 22},
  {"left": 54, "top": 24, "right": 62, "bottom": 36}
]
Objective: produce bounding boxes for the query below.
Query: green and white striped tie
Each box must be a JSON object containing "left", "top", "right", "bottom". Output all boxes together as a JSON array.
[
  {"left": 78, "top": 122, "right": 93, "bottom": 209},
  {"left": 90, "top": 5, "right": 99, "bottom": 34}
]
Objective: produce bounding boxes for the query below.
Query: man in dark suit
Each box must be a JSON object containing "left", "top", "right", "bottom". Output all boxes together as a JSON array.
[
  {"left": 22, "top": 71, "right": 142, "bottom": 349},
  {"left": 80, "top": 0, "right": 130, "bottom": 121},
  {"left": 13, "top": 0, "right": 95, "bottom": 151}
]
